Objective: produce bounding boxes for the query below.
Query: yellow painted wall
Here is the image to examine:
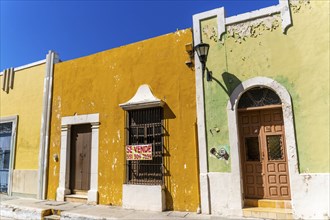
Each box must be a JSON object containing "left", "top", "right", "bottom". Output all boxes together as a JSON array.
[
  {"left": 47, "top": 29, "right": 200, "bottom": 211},
  {"left": 0, "top": 63, "right": 46, "bottom": 169},
  {"left": 202, "top": 1, "right": 329, "bottom": 172}
]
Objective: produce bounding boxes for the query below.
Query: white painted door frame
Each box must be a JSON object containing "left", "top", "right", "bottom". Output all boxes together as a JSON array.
[
  {"left": 56, "top": 113, "right": 99, "bottom": 204},
  {"left": 0, "top": 115, "right": 18, "bottom": 196}
]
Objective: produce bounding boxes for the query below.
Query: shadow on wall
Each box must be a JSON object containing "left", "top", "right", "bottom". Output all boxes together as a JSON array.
[
  {"left": 222, "top": 72, "right": 242, "bottom": 95},
  {"left": 163, "top": 103, "right": 175, "bottom": 210},
  {"left": 209, "top": 71, "right": 242, "bottom": 96},
  {"left": 194, "top": 121, "right": 201, "bottom": 211},
  {"left": 163, "top": 104, "right": 176, "bottom": 120},
  {"left": 209, "top": 71, "right": 243, "bottom": 110},
  {"left": 290, "top": 103, "right": 301, "bottom": 172}
]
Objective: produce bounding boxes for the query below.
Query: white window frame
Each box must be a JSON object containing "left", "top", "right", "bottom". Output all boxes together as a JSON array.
[{"left": 0, "top": 115, "right": 18, "bottom": 196}]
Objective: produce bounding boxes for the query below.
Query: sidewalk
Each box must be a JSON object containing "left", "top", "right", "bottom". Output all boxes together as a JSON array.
[{"left": 0, "top": 194, "right": 258, "bottom": 220}]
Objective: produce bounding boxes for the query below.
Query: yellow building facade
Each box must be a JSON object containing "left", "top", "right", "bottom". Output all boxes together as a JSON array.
[
  {"left": 0, "top": 51, "right": 58, "bottom": 198},
  {"left": 46, "top": 29, "right": 200, "bottom": 212}
]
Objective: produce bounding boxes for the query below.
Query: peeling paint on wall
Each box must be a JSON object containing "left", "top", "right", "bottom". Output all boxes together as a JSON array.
[
  {"left": 203, "top": 25, "right": 218, "bottom": 42},
  {"left": 227, "top": 15, "right": 280, "bottom": 44},
  {"left": 117, "top": 130, "right": 120, "bottom": 142},
  {"left": 290, "top": 0, "right": 312, "bottom": 13}
]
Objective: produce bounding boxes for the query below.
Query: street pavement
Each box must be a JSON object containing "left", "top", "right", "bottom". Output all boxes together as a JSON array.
[{"left": 0, "top": 194, "right": 260, "bottom": 220}]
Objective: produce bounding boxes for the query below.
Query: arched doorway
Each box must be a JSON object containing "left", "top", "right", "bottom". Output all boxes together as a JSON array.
[
  {"left": 237, "top": 87, "right": 291, "bottom": 200},
  {"left": 226, "top": 77, "right": 300, "bottom": 214}
]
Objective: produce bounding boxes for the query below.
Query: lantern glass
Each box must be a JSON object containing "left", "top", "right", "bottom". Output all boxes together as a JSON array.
[{"left": 194, "top": 43, "right": 210, "bottom": 63}]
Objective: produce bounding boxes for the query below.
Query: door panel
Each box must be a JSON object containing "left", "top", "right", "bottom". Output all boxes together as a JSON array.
[
  {"left": 261, "top": 109, "right": 290, "bottom": 200},
  {"left": 239, "top": 108, "right": 291, "bottom": 200},
  {"left": 70, "top": 124, "right": 91, "bottom": 192},
  {"left": 240, "top": 112, "right": 264, "bottom": 199}
]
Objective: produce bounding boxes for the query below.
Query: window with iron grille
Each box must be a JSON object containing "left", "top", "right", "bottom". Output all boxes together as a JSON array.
[{"left": 126, "top": 107, "right": 163, "bottom": 185}]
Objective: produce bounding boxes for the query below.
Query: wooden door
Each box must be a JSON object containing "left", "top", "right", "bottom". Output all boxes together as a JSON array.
[
  {"left": 261, "top": 109, "right": 291, "bottom": 199},
  {"left": 239, "top": 107, "right": 291, "bottom": 200},
  {"left": 239, "top": 110, "right": 264, "bottom": 199},
  {"left": 70, "top": 124, "right": 91, "bottom": 192}
]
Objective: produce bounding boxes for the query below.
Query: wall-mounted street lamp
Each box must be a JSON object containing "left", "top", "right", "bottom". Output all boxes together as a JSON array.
[{"left": 194, "top": 43, "right": 211, "bottom": 81}]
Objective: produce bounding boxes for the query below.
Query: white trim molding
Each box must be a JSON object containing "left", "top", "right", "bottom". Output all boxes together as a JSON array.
[
  {"left": 0, "top": 115, "right": 18, "bottom": 196},
  {"left": 0, "top": 59, "right": 46, "bottom": 76},
  {"left": 193, "top": 7, "right": 225, "bottom": 44},
  {"left": 192, "top": 0, "right": 292, "bottom": 44},
  {"left": 279, "top": 0, "right": 292, "bottom": 33},
  {"left": 119, "top": 84, "right": 164, "bottom": 110},
  {"left": 193, "top": 5, "right": 228, "bottom": 215},
  {"left": 38, "top": 50, "right": 60, "bottom": 200},
  {"left": 56, "top": 113, "right": 100, "bottom": 204},
  {"left": 193, "top": 7, "right": 220, "bottom": 214},
  {"left": 225, "top": 1, "right": 292, "bottom": 33}
]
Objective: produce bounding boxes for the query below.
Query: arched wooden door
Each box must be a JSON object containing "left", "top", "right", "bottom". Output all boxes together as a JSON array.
[{"left": 238, "top": 88, "right": 291, "bottom": 200}]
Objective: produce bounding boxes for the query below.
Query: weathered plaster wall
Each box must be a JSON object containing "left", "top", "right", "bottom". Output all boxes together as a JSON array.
[
  {"left": 201, "top": 1, "right": 329, "bottom": 173},
  {"left": 0, "top": 64, "right": 45, "bottom": 169},
  {"left": 0, "top": 63, "right": 46, "bottom": 195},
  {"left": 47, "top": 29, "right": 200, "bottom": 211}
]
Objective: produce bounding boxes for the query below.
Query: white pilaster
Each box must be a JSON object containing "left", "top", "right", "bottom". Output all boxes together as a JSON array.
[
  {"left": 88, "top": 122, "right": 100, "bottom": 204},
  {"left": 57, "top": 125, "right": 71, "bottom": 201}
]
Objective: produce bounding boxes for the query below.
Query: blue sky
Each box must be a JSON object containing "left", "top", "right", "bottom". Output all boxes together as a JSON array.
[{"left": 0, "top": 0, "right": 278, "bottom": 70}]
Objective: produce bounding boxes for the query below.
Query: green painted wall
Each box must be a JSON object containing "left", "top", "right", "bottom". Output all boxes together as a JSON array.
[{"left": 201, "top": 1, "right": 329, "bottom": 173}]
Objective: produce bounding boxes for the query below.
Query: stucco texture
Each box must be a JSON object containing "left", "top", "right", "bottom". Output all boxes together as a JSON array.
[
  {"left": 47, "top": 29, "right": 200, "bottom": 211},
  {"left": 0, "top": 63, "right": 46, "bottom": 169},
  {"left": 202, "top": 1, "right": 329, "bottom": 173}
]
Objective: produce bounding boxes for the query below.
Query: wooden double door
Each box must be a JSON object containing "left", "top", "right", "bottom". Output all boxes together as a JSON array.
[
  {"left": 70, "top": 124, "right": 91, "bottom": 193},
  {"left": 239, "top": 107, "right": 291, "bottom": 200}
]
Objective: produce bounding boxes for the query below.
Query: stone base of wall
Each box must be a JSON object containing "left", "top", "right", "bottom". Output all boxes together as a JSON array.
[
  {"left": 122, "top": 184, "right": 165, "bottom": 212},
  {"left": 206, "top": 172, "right": 330, "bottom": 219},
  {"left": 291, "top": 173, "right": 330, "bottom": 219},
  {"left": 12, "top": 169, "right": 38, "bottom": 196}
]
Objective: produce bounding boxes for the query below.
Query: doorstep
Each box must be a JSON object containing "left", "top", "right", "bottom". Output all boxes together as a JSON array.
[
  {"left": 64, "top": 194, "right": 88, "bottom": 203},
  {"left": 243, "top": 207, "right": 293, "bottom": 219},
  {"left": 243, "top": 199, "right": 293, "bottom": 219}
]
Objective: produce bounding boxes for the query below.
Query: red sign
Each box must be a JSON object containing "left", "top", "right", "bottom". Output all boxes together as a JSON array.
[{"left": 126, "top": 144, "right": 152, "bottom": 160}]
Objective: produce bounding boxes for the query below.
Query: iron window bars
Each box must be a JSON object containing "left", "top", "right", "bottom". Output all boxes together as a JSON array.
[{"left": 126, "top": 107, "right": 163, "bottom": 185}]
